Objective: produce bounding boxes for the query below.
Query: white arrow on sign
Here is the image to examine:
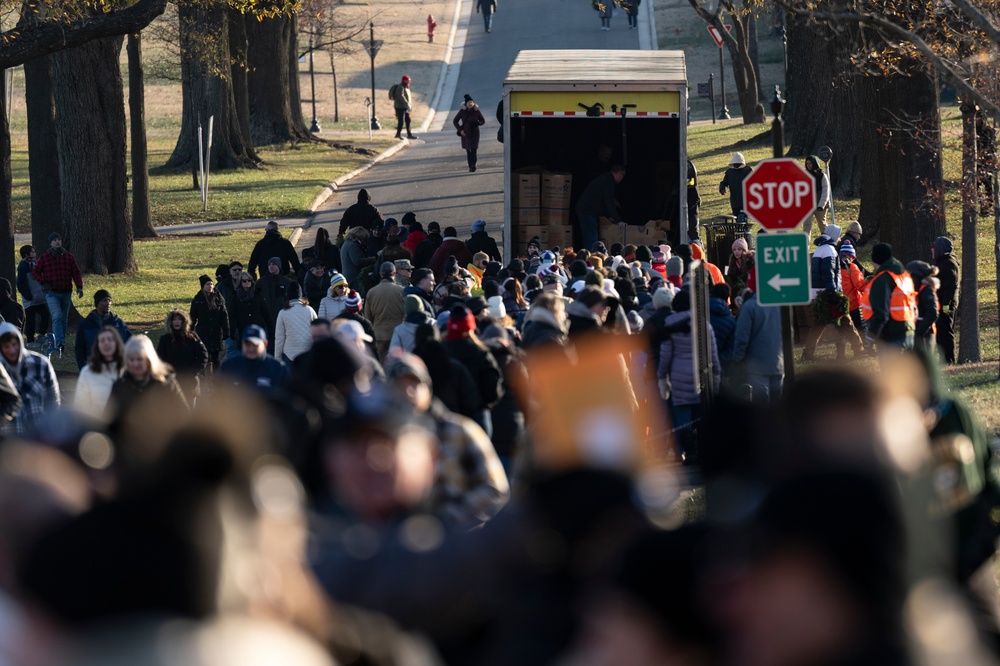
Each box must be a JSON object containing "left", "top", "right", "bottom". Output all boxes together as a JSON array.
[{"left": 767, "top": 273, "right": 801, "bottom": 291}]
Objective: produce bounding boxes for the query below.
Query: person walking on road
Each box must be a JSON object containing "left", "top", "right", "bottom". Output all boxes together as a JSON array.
[
  {"left": 622, "top": 0, "right": 640, "bottom": 29},
  {"left": 248, "top": 220, "right": 300, "bottom": 279},
  {"left": 32, "top": 232, "right": 83, "bottom": 358},
  {"left": 337, "top": 189, "right": 384, "bottom": 238},
  {"left": 476, "top": 0, "right": 496, "bottom": 32},
  {"left": 453, "top": 95, "right": 486, "bottom": 172},
  {"left": 595, "top": 0, "right": 614, "bottom": 30},
  {"left": 393, "top": 75, "right": 416, "bottom": 140}
]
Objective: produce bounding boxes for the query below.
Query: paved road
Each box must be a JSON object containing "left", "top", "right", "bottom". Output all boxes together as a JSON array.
[{"left": 309, "top": 0, "right": 642, "bottom": 245}]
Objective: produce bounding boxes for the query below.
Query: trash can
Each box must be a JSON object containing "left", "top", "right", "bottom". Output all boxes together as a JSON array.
[{"left": 702, "top": 215, "right": 753, "bottom": 269}]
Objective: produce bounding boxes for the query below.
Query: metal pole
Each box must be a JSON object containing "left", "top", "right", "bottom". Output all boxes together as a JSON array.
[
  {"left": 718, "top": 44, "right": 731, "bottom": 120},
  {"left": 709, "top": 73, "right": 716, "bottom": 124},
  {"left": 771, "top": 86, "right": 794, "bottom": 387},
  {"left": 197, "top": 122, "right": 205, "bottom": 208},
  {"left": 309, "top": 35, "right": 320, "bottom": 133},
  {"left": 781, "top": 25, "right": 788, "bottom": 98},
  {"left": 369, "top": 21, "right": 380, "bottom": 130}
]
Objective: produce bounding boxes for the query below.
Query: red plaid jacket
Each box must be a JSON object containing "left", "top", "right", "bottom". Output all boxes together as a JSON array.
[{"left": 32, "top": 249, "right": 83, "bottom": 293}]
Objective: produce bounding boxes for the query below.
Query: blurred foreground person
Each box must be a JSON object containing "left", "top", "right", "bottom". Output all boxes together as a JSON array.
[
  {"left": 0, "top": 322, "right": 56, "bottom": 437},
  {"left": 108, "top": 335, "right": 187, "bottom": 420},
  {"left": 218, "top": 325, "right": 289, "bottom": 393},
  {"left": 73, "top": 326, "right": 124, "bottom": 420}
]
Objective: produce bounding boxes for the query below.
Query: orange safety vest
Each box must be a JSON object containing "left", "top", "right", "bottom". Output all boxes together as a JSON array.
[{"left": 860, "top": 270, "right": 916, "bottom": 323}]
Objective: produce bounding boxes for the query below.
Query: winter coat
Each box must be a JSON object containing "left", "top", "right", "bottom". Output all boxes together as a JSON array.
[
  {"left": 485, "top": 341, "right": 527, "bottom": 460},
  {"left": 840, "top": 257, "right": 867, "bottom": 311},
  {"left": 443, "top": 338, "right": 504, "bottom": 411},
  {"left": 402, "top": 230, "right": 427, "bottom": 256},
  {"left": 248, "top": 229, "right": 301, "bottom": 279},
  {"left": 257, "top": 273, "right": 293, "bottom": 335},
  {"left": 73, "top": 363, "right": 120, "bottom": 419},
  {"left": 709, "top": 296, "right": 736, "bottom": 365},
  {"left": 16, "top": 258, "right": 46, "bottom": 308},
  {"left": 338, "top": 197, "right": 384, "bottom": 237},
  {"left": 718, "top": 164, "right": 753, "bottom": 215},
  {"left": 810, "top": 240, "right": 841, "bottom": 292},
  {"left": 75, "top": 310, "right": 132, "bottom": 370},
  {"left": 390, "top": 311, "right": 433, "bottom": 353},
  {"left": 190, "top": 290, "right": 230, "bottom": 355},
  {"left": 318, "top": 293, "right": 348, "bottom": 320},
  {"left": 465, "top": 231, "right": 502, "bottom": 262},
  {"left": 414, "top": 232, "right": 443, "bottom": 269},
  {"left": 32, "top": 247, "right": 82, "bottom": 293},
  {"left": 477, "top": 0, "right": 497, "bottom": 13},
  {"left": 108, "top": 372, "right": 188, "bottom": 422},
  {"left": 0, "top": 297, "right": 24, "bottom": 331},
  {"left": 229, "top": 287, "right": 270, "bottom": 341},
  {"left": 915, "top": 280, "right": 940, "bottom": 339},
  {"left": 302, "top": 240, "right": 342, "bottom": 274},
  {"left": 0, "top": 323, "right": 55, "bottom": 437},
  {"left": 403, "top": 286, "right": 436, "bottom": 317},
  {"left": 155, "top": 331, "right": 209, "bottom": 402},
  {"left": 520, "top": 307, "right": 568, "bottom": 351},
  {"left": 303, "top": 270, "right": 332, "bottom": 308},
  {"left": 658, "top": 311, "right": 720, "bottom": 406},
  {"left": 566, "top": 301, "right": 604, "bottom": 339},
  {"left": 453, "top": 106, "right": 486, "bottom": 152},
  {"left": 341, "top": 238, "right": 375, "bottom": 288},
  {"left": 365, "top": 279, "right": 406, "bottom": 342},
  {"left": 726, "top": 253, "right": 754, "bottom": 295},
  {"left": 275, "top": 301, "right": 318, "bottom": 361},
  {"left": 933, "top": 237, "right": 960, "bottom": 312},
  {"left": 429, "top": 238, "right": 473, "bottom": 283},
  {"left": 218, "top": 354, "right": 289, "bottom": 393},
  {"left": 416, "top": 344, "right": 481, "bottom": 419},
  {"left": 732, "top": 293, "right": 784, "bottom": 376}
]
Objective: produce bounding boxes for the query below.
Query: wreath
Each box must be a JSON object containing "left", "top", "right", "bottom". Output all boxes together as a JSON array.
[{"left": 811, "top": 289, "right": 850, "bottom": 326}]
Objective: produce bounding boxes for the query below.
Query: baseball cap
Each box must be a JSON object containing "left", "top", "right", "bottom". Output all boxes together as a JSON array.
[
  {"left": 337, "top": 319, "right": 373, "bottom": 343},
  {"left": 242, "top": 324, "right": 267, "bottom": 344}
]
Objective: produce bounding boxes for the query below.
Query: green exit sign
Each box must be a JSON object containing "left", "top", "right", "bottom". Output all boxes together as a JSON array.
[{"left": 756, "top": 233, "right": 811, "bottom": 306}]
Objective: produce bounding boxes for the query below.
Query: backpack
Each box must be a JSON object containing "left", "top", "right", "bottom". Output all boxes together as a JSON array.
[{"left": 388, "top": 83, "right": 399, "bottom": 101}]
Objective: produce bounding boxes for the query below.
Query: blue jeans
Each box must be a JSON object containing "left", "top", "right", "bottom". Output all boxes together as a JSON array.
[
  {"left": 46, "top": 291, "right": 72, "bottom": 347},
  {"left": 746, "top": 373, "right": 783, "bottom": 403},
  {"left": 482, "top": 11, "right": 492, "bottom": 31},
  {"left": 577, "top": 211, "right": 599, "bottom": 252},
  {"left": 627, "top": 12, "right": 637, "bottom": 27}
]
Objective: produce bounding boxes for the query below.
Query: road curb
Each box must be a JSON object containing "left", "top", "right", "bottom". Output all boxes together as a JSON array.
[
  {"left": 421, "top": 0, "right": 466, "bottom": 133},
  {"left": 643, "top": 0, "right": 658, "bottom": 50}
]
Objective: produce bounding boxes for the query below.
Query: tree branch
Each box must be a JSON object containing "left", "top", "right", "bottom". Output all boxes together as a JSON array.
[
  {"left": 779, "top": 2, "right": 1000, "bottom": 119},
  {"left": 0, "top": 0, "right": 168, "bottom": 69},
  {"left": 949, "top": 0, "right": 1000, "bottom": 47}
]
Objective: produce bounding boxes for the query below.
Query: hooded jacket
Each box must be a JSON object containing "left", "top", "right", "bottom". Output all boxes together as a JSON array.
[
  {"left": 275, "top": 300, "right": 318, "bottom": 361},
  {"left": 318, "top": 290, "right": 349, "bottom": 320},
  {"left": 389, "top": 310, "right": 435, "bottom": 354},
  {"left": 16, "top": 258, "right": 46, "bottom": 308},
  {"left": 338, "top": 189, "right": 384, "bottom": 237},
  {"left": 520, "top": 306, "right": 568, "bottom": 350},
  {"left": 464, "top": 231, "right": 502, "bottom": 261},
  {"left": 75, "top": 308, "right": 132, "bottom": 370},
  {"left": 429, "top": 238, "right": 473, "bottom": 283},
  {"left": 0, "top": 323, "right": 58, "bottom": 436},
  {"left": 732, "top": 292, "right": 784, "bottom": 376},
  {"left": 933, "top": 236, "right": 960, "bottom": 311},
  {"left": 155, "top": 316, "right": 209, "bottom": 401},
  {"left": 658, "top": 310, "right": 720, "bottom": 406},
  {"left": 414, "top": 232, "right": 443, "bottom": 269},
  {"left": 810, "top": 226, "right": 842, "bottom": 292},
  {"left": 709, "top": 296, "right": 736, "bottom": 364},
  {"left": 248, "top": 229, "right": 301, "bottom": 279},
  {"left": 189, "top": 289, "right": 230, "bottom": 355}
]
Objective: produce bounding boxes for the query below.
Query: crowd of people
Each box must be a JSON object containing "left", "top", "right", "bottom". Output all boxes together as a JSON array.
[{"left": 0, "top": 197, "right": 993, "bottom": 666}]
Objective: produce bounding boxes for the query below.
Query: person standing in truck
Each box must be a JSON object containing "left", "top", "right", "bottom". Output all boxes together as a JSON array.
[{"left": 576, "top": 165, "right": 625, "bottom": 252}]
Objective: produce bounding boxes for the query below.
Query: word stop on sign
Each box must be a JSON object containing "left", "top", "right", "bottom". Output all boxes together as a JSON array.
[{"left": 746, "top": 180, "right": 813, "bottom": 210}]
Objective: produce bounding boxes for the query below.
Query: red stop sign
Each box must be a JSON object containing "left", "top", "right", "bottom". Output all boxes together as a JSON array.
[{"left": 741, "top": 158, "right": 816, "bottom": 230}]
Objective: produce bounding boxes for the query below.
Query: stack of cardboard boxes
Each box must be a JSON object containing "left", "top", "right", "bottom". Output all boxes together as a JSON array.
[
  {"left": 598, "top": 219, "right": 672, "bottom": 248},
  {"left": 513, "top": 168, "right": 573, "bottom": 250}
]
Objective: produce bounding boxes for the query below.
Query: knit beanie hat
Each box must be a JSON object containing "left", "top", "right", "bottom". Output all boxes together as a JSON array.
[
  {"left": 630, "top": 262, "right": 643, "bottom": 281},
  {"left": 446, "top": 305, "right": 475, "bottom": 338},
  {"left": 689, "top": 243, "right": 704, "bottom": 261},
  {"left": 403, "top": 294, "right": 425, "bottom": 315},
  {"left": 672, "top": 290, "right": 691, "bottom": 312},
  {"left": 635, "top": 245, "right": 653, "bottom": 263},
  {"left": 652, "top": 285, "right": 675, "bottom": 310},
  {"left": 472, "top": 219, "right": 487, "bottom": 233},
  {"left": 839, "top": 244, "right": 856, "bottom": 257},
  {"left": 487, "top": 295, "right": 506, "bottom": 320},
  {"left": 732, "top": 238, "right": 749, "bottom": 252},
  {"left": 569, "top": 260, "right": 589, "bottom": 279},
  {"left": 93, "top": 289, "right": 111, "bottom": 307},
  {"left": 652, "top": 251, "right": 666, "bottom": 265},
  {"left": 485, "top": 261, "right": 501, "bottom": 278},
  {"left": 466, "top": 295, "right": 489, "bottom": 317},
  {"left": 845, "top": 220, "right": 863, "bottom": 237},
  {"left": 48, "top": 232, "right": 61, "bottom": 243},
  {"left": 345, "top": 290, "right": 362, "bottom": 313},
  {"left": 666, "top": 256, "right": 683, "bottom": 277},
  {"left": 199, "top": 275, "right": 212, "bottom": 289},
  {"left": 329, "top": 272, "right": 348, "bottom": 290},
  {"left": 659, "top": 245, "right": 672, "bottom": 260},
  {"left": 871, "top": 243, "right": 893, "bottom": 266},
  {"left": 590, "top": 256, "right": 605, "bottom": 270},
  {"left": 268, "top": 257, "right": 281, "bottom": 268}
]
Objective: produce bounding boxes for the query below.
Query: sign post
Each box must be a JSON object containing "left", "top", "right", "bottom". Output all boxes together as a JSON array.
[{"left": 707, "top": 25, "right": 730, "bottom": 120}]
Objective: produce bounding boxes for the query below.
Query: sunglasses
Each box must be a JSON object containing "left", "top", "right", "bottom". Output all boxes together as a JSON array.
[{"left": 241, "top": 278, "right": 252, "bottom": 283}]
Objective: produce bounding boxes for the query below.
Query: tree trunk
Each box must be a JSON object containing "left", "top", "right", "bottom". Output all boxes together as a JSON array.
[
  {"left": 23, "top": 55, "right": 62, "bottom": 250},
  {"left": 784, "top": 10, "right": 863, "bottom": 198},
  {"left": 725, "top": 14, "right": 766, "bottom": 124},
  {"left": 857, "top": 60, "right": 945, "bottom": 263},
  {"left": 329, "top": 46, "right": 339, "bottom": 123},
  {"left": 127, "top": 33, "right": 156, "bottom": 239},
  {"left": 959, "top": 103, "right": 981, "bottom": 363},
  {"left": 287, "top": 15, "right": 309, "bottom": 136},
  {"left": 166, "top": 1, "right": 258, "bottom": 170},
  {"left": 52, "top": 36, "right": 136, "bottom": 274},
  {"left": 230, "top": 7, "right": 253, "bottom": 153},
  {"left": 246, "top": 14, "right": 310, "bottom": 145},
  {"left": 0, "top": 80, "right": 15, "bottom": 285},
  {"left": 747, "top": 13, "right": 764, "bottom": 99}
]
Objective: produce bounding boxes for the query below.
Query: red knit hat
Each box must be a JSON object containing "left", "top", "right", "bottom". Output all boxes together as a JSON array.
[
  {"left": 345, "top": 290, "right": 362, "bottom": 313},
  {"left": 446, "top": 305, "right": 475, "bottom": 339}
]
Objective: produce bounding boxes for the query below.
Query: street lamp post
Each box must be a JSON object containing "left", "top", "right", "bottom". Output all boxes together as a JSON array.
[
  {"left": 781, "top": 25, "right": 788, "bottom": 98},
  {"left": 718, "top": 42, "right": 730, "bottom": 121},
  {"left": 367, "top": 21, "right": 381, "bottom": 131},
  {"left": 771, "top": 85, "right": 794, "bottom": 387},
  {"left": 308, "top": 35, "right": 321, "bottom": 134}
]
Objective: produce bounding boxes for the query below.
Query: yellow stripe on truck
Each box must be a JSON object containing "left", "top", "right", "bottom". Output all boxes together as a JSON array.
[{"left": 510, "top": 91, "right": 681, "bottom": 116}]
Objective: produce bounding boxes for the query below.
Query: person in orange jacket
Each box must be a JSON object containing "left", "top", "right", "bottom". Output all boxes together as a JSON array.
[
  {"left": 690, "top": 240, "right": 724, "bottom": 285},
  {"left": 837, "top": 243, "right": 870, "bottom": 356}
]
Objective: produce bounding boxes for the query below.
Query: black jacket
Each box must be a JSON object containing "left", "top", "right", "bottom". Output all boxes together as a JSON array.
[
  {"left": 443, "top": 338, "right": 504, "bottom": 411},
  {"left": 465, "top": 231, "right": 502, "bottom": 262},
  {"left": 156, "top": 333, "right": 209, "bottom": 401},
  {"left": 414, "top": 233, "right": 443, "bottom": 269},
  {"left": 302, "top": 240, "right": 342, "bottom": 274},
  {"left": 338, "top": 200, "right": 384, "bottom": 237},
  {"left": 190, "top": 291, "right": 230, "bottom": 354},
  {"left": 934, "top": 253, "right": 960, "bottom": 311},
  {"left": 230, "top": 289, "right": 270, "bottom": 341},
  {"left": 248, "top": 230, "right": 301, "bottom": 279},
  {"left": 257, "top": 273, "right": 293, "bottom": 335}
]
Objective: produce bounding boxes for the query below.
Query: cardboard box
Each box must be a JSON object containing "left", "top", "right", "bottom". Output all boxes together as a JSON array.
[
  {"left": 516, "top": 224, "right": 548, "bottom": 246},
  {"left": 541, "top": 172, "right": 573, "bottom": 209},
  {"left": 600, "top": 223, "right": 653, "bottom": 247},
  {"left": 540, "top": 207, "right": 570, "bottom": 226},
  {"left": 546, "top": 224, "right": 573, "bottom": 249},
  {"left": 513, "top": 207, "right": 541, "bottom": 226},
  {"left": 512, "top": 169, "right": 541, "bottom": 208}
]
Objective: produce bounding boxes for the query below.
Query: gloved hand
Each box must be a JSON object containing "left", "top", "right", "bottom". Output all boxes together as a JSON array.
[{"left": 76, "top": 287, "right": 84, "bottom": 299}]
